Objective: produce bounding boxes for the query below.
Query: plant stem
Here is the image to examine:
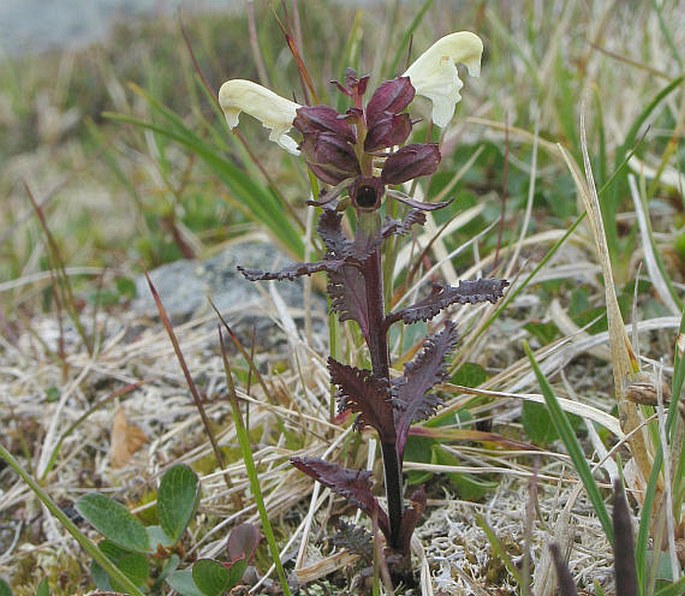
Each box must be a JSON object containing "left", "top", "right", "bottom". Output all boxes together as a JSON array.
[{"left": 364, "top": 241, "right": 404, "bottom": 549}]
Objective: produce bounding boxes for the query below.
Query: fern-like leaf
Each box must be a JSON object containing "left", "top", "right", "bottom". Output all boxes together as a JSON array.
[
  {"left": 290, "top": 457, "right": 390, "bottom": 540},
  {"left": 327, "top": 264, "right": 370, "bottom": 339},
  {"left": 394, "top": 321, "right": 459, "bottom": 459},
  {"left": 382, "top": 209, "right": 426, "bottom": 238},
  {"left": 387, "top": 279, "right": 509, "bottom": 325},
  {"left": 329, "top": 358, "right": 395, "bottom": 442},
  {"left": 238, "top": 259, "right": 343, "bottom": 281}
]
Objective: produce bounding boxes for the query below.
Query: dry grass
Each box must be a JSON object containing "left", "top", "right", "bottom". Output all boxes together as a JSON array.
[{"left": 1, "top": 1, "right": 685, "bottom": 594}]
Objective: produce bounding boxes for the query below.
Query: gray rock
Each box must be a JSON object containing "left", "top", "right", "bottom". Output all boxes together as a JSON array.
[{"left": 133, "top": 243, "right": 325, "bottom": 331}]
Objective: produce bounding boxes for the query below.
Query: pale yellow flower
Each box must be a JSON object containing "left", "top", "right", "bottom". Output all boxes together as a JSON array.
[
  {"left": 218, "top": 79, "right": 301, "bottom": 155},
  {"left": 403, "top": 31, "right": 483, "bottom": 128}
]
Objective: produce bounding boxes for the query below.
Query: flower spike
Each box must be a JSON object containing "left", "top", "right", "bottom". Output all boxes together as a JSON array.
[
  {"left": 403, "top": 31, "right": 483, "bottom": 128},
  {"left": 218, "top": 79, "right": 301, "bottom": 155}
]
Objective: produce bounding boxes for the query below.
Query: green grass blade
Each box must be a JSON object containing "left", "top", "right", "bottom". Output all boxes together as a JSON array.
[
  {"left": 0, "top": 442, "right": 145, "bottom": 596},
  {"left": 386, "top": 0, "right": 434, "bottom": 76},
  {"left": 523, "top": 341, "right": 614, "bottom": 545},
  {"left": 219, "top": 333, "right": 292, "bottom": 596}
]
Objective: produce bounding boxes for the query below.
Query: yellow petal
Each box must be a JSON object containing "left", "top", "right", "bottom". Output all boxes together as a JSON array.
[
  {"left": 403, "top": 31, "right": 483, "bottom": 128},
  {"left": 218, "top": 79, "right": 301, "bottom": 155}
]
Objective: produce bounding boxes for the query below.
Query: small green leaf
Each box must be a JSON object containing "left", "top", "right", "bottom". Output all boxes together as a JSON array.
[
  {"left": 92, "top": 540, "right": 150, "bottom": 592},
  {"left": 192, "top": 559, "right": 230, "bottom": 596},
  {"left": 76, "top": 493, "right": 150, "bottom": 553},
  {"left": 522, "top": 400, "right": 559, "bottom": 446},
  {"left": 166, "top": 569, "right": 205, "bottom": 596},
  {"left": 225, "top": 559, "right": 248, "bottom": 590},
  {"left": 0, "top": 579, "right": 12, "bottom": 596},
  {"left": 147, "top": 525, "right": 176, "bottom": 550},
  {"left": 432, "top": 445, "right": 497, "bottom": 500},
  {"left": 35, "top": 579, "right": 49, "bottom": 596},
  {"left": 451, "top": 362, "right": 489, "bottom": 388},
  {"left": 157, "top": 464, "right": 200, "bottom": 543}
]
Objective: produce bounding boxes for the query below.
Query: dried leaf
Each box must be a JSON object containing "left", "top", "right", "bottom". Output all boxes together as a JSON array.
[
  {"left": 394, "top": 322, "right": 459, "bottom": 459},
  {"left": 328, "top": 358, "right": 395, "bottom": 441},
  {"left": 388, "top": 279, "right": 509, "bottom": 325},
  {"left": 290, "top": 457, "right": 390, "bottom": 540},
  {"left": 110, "top": 407, "right": 147, "bottom": 469}
]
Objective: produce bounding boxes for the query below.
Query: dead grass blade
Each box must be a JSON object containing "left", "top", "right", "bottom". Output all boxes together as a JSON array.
[
  {"left": 558, "top": 108, "right": 652, "bottom": 488},
  {"left": 145, "top": 273, "right": 235, "bottom": 496}
]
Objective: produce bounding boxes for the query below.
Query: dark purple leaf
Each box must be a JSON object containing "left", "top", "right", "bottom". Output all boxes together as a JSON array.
[
  {"left": 381, "top": 144, "right": 441, "bottom": 184},
  {"left": 386, "top": 189, "right": 451, "bottom": 211},
  {"left": 395, "top": 486, "right": 426, "bottom": 554},
  {"left": 226, "top": 523, "right": 260, "bottom": 564},
  {"left": 318, "top": 210, "right": 350, "bottom": 258},
  {"left": 332, "top": 520, "right": 374, "bottom": 562},
  {"left": 328, "top": 357, "right": 395, "bottom": 442},
  {"left": 328, "top": 264, "right": 370, "bottom": 339},
  {"left": 364, "top": 113, "right": 412, "bottom": 152},
  {"left": 394, "top": 322, "right": 459, "bottom": 459},
  {"left": 293, "top": 105, "right": 356, "bottom": 143},
  {"left": 365, "top": 77, "right": 415, "bottom": 123},
  {"left": 549, "top": 543, "right": 579, "bottom": 596},
  {"left": 382, "top": 209, "right": 426, "bottom": 238},
  {"left": 388, "top": 279, "right": 510, "bottom": 325},
  {"left": 613, "top": 480, "right": 638, "bottom": 596},
  {"left": 290, "top": 457, "right": 389, "bottom": 540},
  {"left": 237, "top": 259, "right": 343, "bottom": 281}
]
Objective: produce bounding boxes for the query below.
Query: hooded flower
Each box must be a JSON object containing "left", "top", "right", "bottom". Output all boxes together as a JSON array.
[
  {"left": 402, "top": 31, "right": 483, "bottom": 128},
  {"left": 218, "top": 79, "right": 301, "bottom": 155},
  {"left": 218, "top": 31, "right": 482, "bottom": 210}
]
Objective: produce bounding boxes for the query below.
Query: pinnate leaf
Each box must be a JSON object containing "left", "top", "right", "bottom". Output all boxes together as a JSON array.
[
  {"left": 394, "top": 321, "right": 459, "bottom": 459},
  {"left": 382, "top": 209, "right": 426, "bottom": 238},
  {"left": 388, "top": 279, "right": 509, "bottom": 325},
  {"left": 238, "top": 259, "right": 343, "bottom": 281},
  {"left": 318, "top": 209, "right": 350, "bottom": 258},
  {"left": 76, "top": 493, "right": 150, "bottom": 553},
  {"left": 328, "top": 264, "right": 370, "bottom": 339},
  {"left": 290, "top": 457, "right": 390, "bottom": 540},
  {"left": 328, "top": 357, "right": 395, "bottom": 441},
  {"left": 158, "top": 463, "right": 200, "bottom": 543}
]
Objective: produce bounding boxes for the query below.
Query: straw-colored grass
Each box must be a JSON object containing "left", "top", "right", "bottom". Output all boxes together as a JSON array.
[{"left": 1, "top": 1, "right": 685, "bottom": 594}]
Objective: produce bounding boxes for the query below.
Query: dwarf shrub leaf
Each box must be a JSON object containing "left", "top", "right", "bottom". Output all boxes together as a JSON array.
[
  {"left": 158, "top": 464, "right": 200, "bottom": 543},
  {"left": 76, "top": 493, "right": 150, "bottom": 553},
  {"left": 192, "top": 559, "right": 230, "bottom": 596},
  {"left": 165, "top": 569, "right": 204, "bottom": 596}
]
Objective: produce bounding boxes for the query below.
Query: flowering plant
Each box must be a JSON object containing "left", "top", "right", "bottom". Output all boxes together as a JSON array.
[{"left": 218, "top": 30, "right": 508, "bottom": 569}]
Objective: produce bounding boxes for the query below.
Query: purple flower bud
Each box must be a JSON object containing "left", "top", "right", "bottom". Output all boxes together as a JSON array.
[
  {"left": 294, "top": 106, "right": 357, "bottom": 144},
  {"left": 350, "top": 176, "right": 385, "bottom": 211},
  {"left": 381, "top": 144, "right": 441, "bottom": 185},
  {"left": 299, "top": 133, "right": 360, "bottom": 185},
  {"left": 365, "top": 77, "right": 415, "bottom": 124},
  {"left": 364, "top": 113, "right": 412, "bottom": 152}
]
